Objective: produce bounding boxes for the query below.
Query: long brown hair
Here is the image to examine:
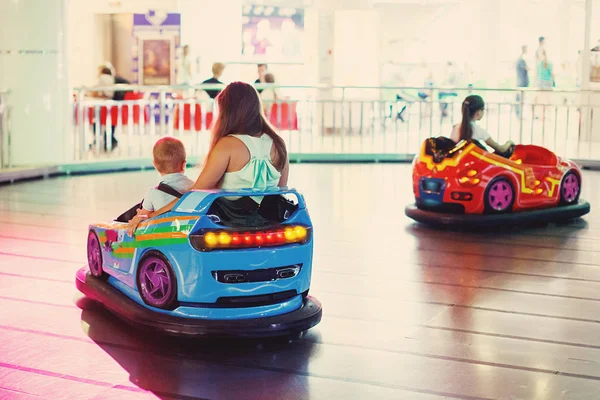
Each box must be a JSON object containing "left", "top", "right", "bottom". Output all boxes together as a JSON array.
[
  {"left": 209, "top": 81, "right": 287, "bottom": 171},
  {"left": 459, "top": 95, "right": 485, "bottom": 141}
]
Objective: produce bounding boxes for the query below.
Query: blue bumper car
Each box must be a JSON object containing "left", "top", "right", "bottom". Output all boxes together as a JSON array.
[{"left": 76, "top": 188, "right": 322, "bottom": 338}]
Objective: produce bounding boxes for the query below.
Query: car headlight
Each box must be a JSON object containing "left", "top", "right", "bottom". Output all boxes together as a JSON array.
[{"left": 458, "top": 168, "right": 481, "bottom": 186}]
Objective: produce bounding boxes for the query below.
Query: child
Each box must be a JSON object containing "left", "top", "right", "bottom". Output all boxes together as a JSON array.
[
  {"left": 450, "top": 95, "right": 514, "bottom": 155},
  {"left": 139, "top": 137, "right": 194, "bottom": 214}
]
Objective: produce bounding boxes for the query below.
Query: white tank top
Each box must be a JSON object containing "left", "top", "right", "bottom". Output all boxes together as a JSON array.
[{"left": 220, "top": 134, "right": 282, "bottom": 201}]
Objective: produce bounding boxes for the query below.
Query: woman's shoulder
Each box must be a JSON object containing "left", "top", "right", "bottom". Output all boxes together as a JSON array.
[
  {"left": 471, "top": 123, "right": 491, "bottom": 139},
  {"left": 216, "top": 135, "right": 247, "bottom": 149},
  {"left": 218, "top": 134, "right": 270, "bottom": 153}
]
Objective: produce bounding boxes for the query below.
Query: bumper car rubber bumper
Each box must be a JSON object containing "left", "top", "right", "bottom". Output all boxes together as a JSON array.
[
  {"left": 405, "top": 199, "right": 590, "bottom": 227},
  {"left": 75, "top": 267, "right": 322, "bottom": 338}
]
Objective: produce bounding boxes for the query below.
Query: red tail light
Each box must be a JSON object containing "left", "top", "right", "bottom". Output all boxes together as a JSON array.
[{"left": 190, "top": 225, "right": 311, "bottom": 252}]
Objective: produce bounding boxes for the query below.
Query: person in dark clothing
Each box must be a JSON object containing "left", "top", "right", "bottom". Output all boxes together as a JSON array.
[
  {"left": 201, "top": 63, "right": 226, "bottom": 99},
  {"left": 254, "top": 64, "right": 268, "bottom": 94},
  {"left": 515, "top": 45, "right": 529, "bottom": 117},
  {"left": 112, "top": 75, "right": 131, "bottom": 101},
  {"left": 92, "top": 66, "right": 132, "bottom": 150},
  {"left": 516, "top": 45, "right": 530, "bottom": 87}
]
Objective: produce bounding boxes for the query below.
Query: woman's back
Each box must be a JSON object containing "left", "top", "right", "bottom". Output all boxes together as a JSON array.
[{"left": 220, "top": 134, "right": 281, "bottom": 191}]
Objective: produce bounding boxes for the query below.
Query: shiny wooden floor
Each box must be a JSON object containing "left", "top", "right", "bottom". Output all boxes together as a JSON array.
[{"left": 1, "top": 164, "right": 600, "bottom": 400}]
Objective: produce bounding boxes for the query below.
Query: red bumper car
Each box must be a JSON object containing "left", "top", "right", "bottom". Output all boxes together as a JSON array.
[{"left": 405, "top": 138, "right": 590, "bottom": 226}]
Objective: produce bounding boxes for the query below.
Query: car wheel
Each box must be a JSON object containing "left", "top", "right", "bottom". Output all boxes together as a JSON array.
[
  {"left": 484, "top": 177, "right": 515, "bottom": 213},
  {"left": 87, "top": 230, "right": 107, "bottom": 280},
  {"left": 559, "top": 171, "right": 580, "bottom": 205},
  {"left": 137, "top": 251, "right": 178, "bottom": 310}
]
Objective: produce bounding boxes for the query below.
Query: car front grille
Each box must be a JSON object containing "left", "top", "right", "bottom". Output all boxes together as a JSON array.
[{"left": 211, "top": 264, "right": 302, "bottom": 284}]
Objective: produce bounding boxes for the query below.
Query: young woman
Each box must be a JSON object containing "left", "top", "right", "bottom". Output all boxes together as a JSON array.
[
  {"left": 126, "top": 81, "right": 289, "bottom": 235},
  {"left": 537, "top": 51, "right": 554, "bottom": 89},
  {"left": 450, "top": 95, "right": 514, "bottom": 154}
]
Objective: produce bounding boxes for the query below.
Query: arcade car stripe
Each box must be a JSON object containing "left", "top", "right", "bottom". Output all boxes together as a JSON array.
[
  {"left": 136, "top": 225, "right": 194, "bottom": 235},
  {"left": 134, "top": 232, "right": 189, "bottom": 241},
  {"left": 93, "top": 216, "right": 199, "bottom": 232},
  {"left": 138, "top": 216, "right": 199, "bottom": 229},
  {"left": 420, "top": 142, "right": 477, "bottom": 172},
  {"left": 118, "top": 237, "right": 189, "bottom": 249},
  {"left": 546, "top": 177, "right": 561, "bottom": 197},
  {"left": 113, "top": 248, "right": 135, "bottom": 255},
  {"left": 469, "top": 151, "right": 535, "bottom": 195},
  {"left": 111, "top": 237, "right": 190, "bottom": 259}
]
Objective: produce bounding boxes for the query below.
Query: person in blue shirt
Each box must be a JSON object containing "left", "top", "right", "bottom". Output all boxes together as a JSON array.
[{"left": 537, "top": 52, "right": 554, "bottom": 89}]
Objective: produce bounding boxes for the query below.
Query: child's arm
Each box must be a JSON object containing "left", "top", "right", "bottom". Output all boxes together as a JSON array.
[
  {"left": 485, "top": 137, "right": 514, "bottom": 153},
  {"left": 139, "top": 193, "right": 154, "bottom": 216},
  {"left": 127, "top": 146, "right": 230, "bottom": 236},
  {"left": 127, "top": 195, "right": 154, "bottom": 235}
]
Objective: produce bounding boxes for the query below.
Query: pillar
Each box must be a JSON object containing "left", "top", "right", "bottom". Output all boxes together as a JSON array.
[
  {"left": 0, "top": 0, "right": 71, "bottom": 166},
  {"left": 312, "top": 0, "right": 380, "bottom": 134},
  {"left": 176, "top": 0, "right": 242, "bottom": 82},
  {"left": 579, "top": 0, "right": 593, "bottom": 141}
]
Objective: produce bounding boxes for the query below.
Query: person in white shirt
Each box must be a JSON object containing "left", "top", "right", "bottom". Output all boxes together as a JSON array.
[
  {"left": 450, "top": 95, "right": 514, "bottom": 154},
  {"left": 90, "top": 66, "right": 116, "bottom": 99},
  {"left": 260, "top": 73, "right": 279, "bottom": 103},
  {"left": 181, "top": 45, "right": 193, "bottom": 84},
  {"left": 139, "top": 137, "right": 194, "bottom": 214}
]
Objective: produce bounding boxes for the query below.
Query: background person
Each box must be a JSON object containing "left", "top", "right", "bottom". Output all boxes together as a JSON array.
[
  {"left": 202, "top": 63, "right": 226, "bottom": 99},
  {"left": 254, "top": 64, "right": 268, "bottom": 94},
  {"left": 260, "top": 73, "right": 280, "bottom": 103},
  {"left": 181, "top": 45, "right": 193, "bottom": 84},
  {"left": 515, "top": 45, "right": 529, "bottom": 117},
  {"left": 89, "top": 66, "right": 131, "bottom": 150}
]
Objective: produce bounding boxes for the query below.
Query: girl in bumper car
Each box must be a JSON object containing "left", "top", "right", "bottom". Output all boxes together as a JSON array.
[{"left": 450, "top": 95, "right": 514, "bottom": 157}]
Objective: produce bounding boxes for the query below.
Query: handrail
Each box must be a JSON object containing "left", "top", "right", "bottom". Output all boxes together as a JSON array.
[
  {"left": 73, "top": 83, "right": 328, "bottom": 92},
  {"left": 68, "top": 84, "right": 599, "bottom": 164},
  {"left": 73, "top": 83, "right": 596, "bottom": 94}
]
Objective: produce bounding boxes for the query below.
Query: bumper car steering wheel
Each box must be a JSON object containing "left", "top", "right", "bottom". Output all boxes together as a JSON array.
[{"left": 498, "top": 143, "right": 515, "bottom": 159}]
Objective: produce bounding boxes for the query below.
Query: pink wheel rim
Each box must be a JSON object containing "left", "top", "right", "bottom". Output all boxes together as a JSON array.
[
  {"left": 139, "top": 257, "right": 173, "bottom": 308},
  {"left": 488, "top": 180, "right": 513, "bottom": 211},
  {"left": 562, "top": 174, "right": 579, "bottom": 203},
  {"left": 87, "top": 233, "right": 102, "bottom": 277}
]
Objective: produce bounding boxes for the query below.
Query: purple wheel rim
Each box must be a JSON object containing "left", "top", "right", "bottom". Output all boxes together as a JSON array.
[
  {"left": 87, "top": 233, "right": 102, "bottom": 277},
  {"left": 561, "top": 173, "right": 579, "bottom": 203},
  {"left": 139, "top": 257, "right": 173, "bottom": 308},
  {"left": 487, "top": 180, "right": 513, "bottom": 211}
]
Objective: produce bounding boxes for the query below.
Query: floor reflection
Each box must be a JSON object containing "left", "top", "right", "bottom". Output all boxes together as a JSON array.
[{"left": 78, "top": 298, "right": 318, "bottom": 400}]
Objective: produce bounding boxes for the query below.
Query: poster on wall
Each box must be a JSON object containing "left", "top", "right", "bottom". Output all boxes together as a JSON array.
[
  {"left": 142, "top": 39, "right": 172, "bottom": 85},
  {"left": 132, "top": 10, "right": 181, "bottom": 85},
  {"left": 241, "top": 5, "right": 304, "bottom": 60}
]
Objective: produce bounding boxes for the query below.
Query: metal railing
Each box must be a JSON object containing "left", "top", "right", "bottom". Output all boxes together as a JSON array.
[
  {"left": 71, "top": 84, "right": 600, "bottom": 163},
  {"left": 0, "top": 90, "right": 10, "bottom": 168}
]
